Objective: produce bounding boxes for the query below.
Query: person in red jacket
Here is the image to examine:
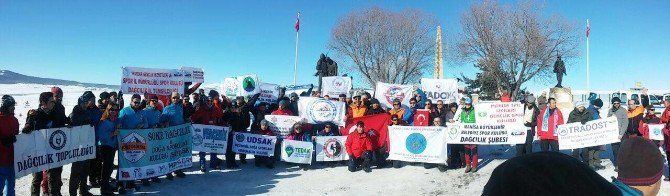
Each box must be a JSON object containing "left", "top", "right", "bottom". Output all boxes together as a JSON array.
[
  {"left": 536, "top": 98, "right": 564, "bottom": 152},
  {"left": 346, "top": 121, "right": 374, "bottom": 173},
  {"left": 271, "top": 100, "right": 293, "bottom": 116},
  {"left": 191, "top": 96, "right": 224, "bottom": 172},
  {"left": 0, "top": 95, "right": 18, "bottom": 195},
  {"left": 638, "top": 106, "right": 661, "bottom": 141}
]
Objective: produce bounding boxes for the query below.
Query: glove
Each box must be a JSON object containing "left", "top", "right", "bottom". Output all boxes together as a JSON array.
[{"left": 118, "top": 91, "right": 124, "bottom": 99}]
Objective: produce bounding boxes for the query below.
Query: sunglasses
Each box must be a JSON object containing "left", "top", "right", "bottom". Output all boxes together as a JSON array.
[
  {"left": 150, "top": 100, "right": 158, "bottom": 102},
  {"left": 172, "top": 97, "right": 180, "bottom": 99},
  {"left": 133, "top": 102, "right": 141, "bottom": 105},
  {"left": 613, "top": 102, "right": 621, "bottom": 105},
  {"left": 393, "top": 103, "right": 400, "bottom": 105}
]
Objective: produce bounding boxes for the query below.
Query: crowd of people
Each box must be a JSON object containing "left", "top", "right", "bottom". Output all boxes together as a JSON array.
[{"left": 0, "top": 85, "right": 668, "bottom": 196}]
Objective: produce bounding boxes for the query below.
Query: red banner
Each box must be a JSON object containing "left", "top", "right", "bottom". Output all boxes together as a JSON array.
[
  {"left": 413, "top": 109, "right": 430, "bottom": 126},
  {"left": 342, "top": 114, "right": 391, "bottom": 151}
]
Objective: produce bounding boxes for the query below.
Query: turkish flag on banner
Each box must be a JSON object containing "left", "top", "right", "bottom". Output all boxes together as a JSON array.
[
  {"left": 413, "top": 109, "right": 430, "bottom": 126},
  {"left": 342, "top": 114, "right": 391, "bottom": 151}
]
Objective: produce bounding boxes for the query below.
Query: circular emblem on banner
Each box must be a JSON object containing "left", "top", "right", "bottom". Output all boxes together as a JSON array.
[
  {"left": 49, "top": 130, "right": 67, "bottom": 150},
  {"left": 384, "top": 86, "right": 406, "bottom": 105},
  {"left": 435, "top": 83, "right": 442, "bottom": 90},
  {"left": 448, "top": 126, "right": 459, "bottom": 139},
  {"left": 285, "top": 145, "right": 295, "bottom": 157},
  {"left": 332, "top": 77, "right": 347, "bottom": 91},
  {"left": 121, "top": 132, "right": 147, "bottom": 163},
  {"left": 558, "top": 127, "right": 568, "bottom": 137},
  {"left": 307, "top": 99, "right": 337, "bottom": 123},
  {"left": 324, "top": 138, "right": 343, "bottom": 159},
  {"left": 405, "top": 133, "right": 427, "bottom": 154},
  {"left": 235, "top": 133, "right": 246, "bottom": 142},
  {"left": 653, "top": 127, "right": 662, "bottom": 136},
  {"left": 242, "top": 77, "right": 256, "bottom": 92},
  {"left": 192, "top": 133, "right": 203, "bottom": 147}
]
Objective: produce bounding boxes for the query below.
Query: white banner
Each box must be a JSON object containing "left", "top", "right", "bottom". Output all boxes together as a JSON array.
[
  {"left": 444, "top": 123, "right": 527, "bottom": 145},
  {"left": 265, "top": 115, "right": 305, "bottom": 139},
  {"left": 648, "top": 124, "right": 665, "bottom": 141},
  {"left": 474, "top": 102, "right": 525, "bottom": 124},
  {"left": 557, "top": 117, "right": 620, "bottom": 150},
  {"left": 258, "top": 82, "right": 280, "bottom": 104},
  {"left": 14, "top": 126, "right": 96, "bottom": 178},
  {"left": 322, "top": 76, "right": 352, "bottom": 98},
  {"left": 192, "top": 124, "right": 229, "bottom": 154},
  {"left": 374, "top": 82, "right": 414, "bottom": 109},
  {"left": 388, "top": 126, "right": 446, "bottom": 164},
  {"left": 298, "top": 97, "right": 346, "bottom": 126},
  {"left": 121, "top": 67, "right": 185, "bottom": 96},
  {"left": 232, "top": 132, "right": 277, "bottom": 156},
  {"left": 315, "top": 136, "right": 349, "bottom": 162},
  {"left": 222, "top": 77, "right": 240, "bottom": 99},
  {"left": 180, "top": 67, "right": 205, "bottom": 83},
  {"left": 420, "top": 78, "right": 459, "bottom": 103},
  {"left": 237, "top": 74, "right": 261, "bottom": 96},
  {"left": 281, "top": 140, "right": 314, "bottom": 164}
]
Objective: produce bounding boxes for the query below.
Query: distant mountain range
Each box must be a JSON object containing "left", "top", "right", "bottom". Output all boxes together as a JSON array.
[{"left": 0, "top": 70, "right": 119, "bottom": 89}]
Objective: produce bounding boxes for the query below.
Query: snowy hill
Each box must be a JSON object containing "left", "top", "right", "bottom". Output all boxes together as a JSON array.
[{"left": 0, "top": 70, "right": 118, "bottom": 89}]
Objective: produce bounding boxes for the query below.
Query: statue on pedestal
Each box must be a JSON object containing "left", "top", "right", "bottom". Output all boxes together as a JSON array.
[
  {"left": 315, "top": 53, "right": 339, "bottom": 92},
  {"left": 554, "top": 56, "right": 566, "bottom": 88}
]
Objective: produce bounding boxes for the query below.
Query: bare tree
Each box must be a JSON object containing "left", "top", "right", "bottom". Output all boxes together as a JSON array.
[
  {"left": 329, "top": 7, "right": 437, "bottom": 88},
  {"left": 456, "top": 0, "right": 579, "bottom": 100}
]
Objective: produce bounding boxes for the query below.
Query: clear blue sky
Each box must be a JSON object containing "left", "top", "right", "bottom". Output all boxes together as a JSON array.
[{"left": 1, "top": 1, "right": 668, "bottom": 92}]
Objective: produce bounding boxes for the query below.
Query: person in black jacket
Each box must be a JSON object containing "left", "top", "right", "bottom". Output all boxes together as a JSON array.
[
  {"left": 68, "top": 91, "right": 94, "bottom": 196},
  {"left": 568, "top": 102, "right": 594, "bottom": 164},
  {"left": 224, "top": 93, "right": 260, "bottom": 168},
  {"left": 365, "top": 99, "right": 386, "bottom": 116},
  {"left": 517, "top": 96, "right": 540, "bottom": 157},
  {"left": 24, "top": 92, "right": 65, "bottom": 196}
]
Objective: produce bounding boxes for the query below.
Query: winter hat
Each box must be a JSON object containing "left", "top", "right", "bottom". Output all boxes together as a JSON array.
[
  {"left": 1, "top": 95, "right": 16, "bottom": 109},
  {"left": 171, "top": 92, "right": 180, "bottom": 99},
  {"left": 464, "top": 97, "right": 472, "bottom": 105},
  {"left": 370, "top": 98, "right": 380, "bottom": 105},
  {"left": 99, "top": 92, "right": 110, "bottom": 100},
  {"left": 279, "top": 100, "right": 289, "bottom": 107},
  {"left": 50, "top": 86, "right": 63, "bottom": 95},
  {"left": 260, "top": 119, "right": 269, "bottom": 126},
  {"left": 338, "top": 94, "right": 347, "bottom": 98},
  {"left": 574, "top": 101, "right": 587, "bottom": 109},
  {"left": 483, "top": 152, "right": 620, "bottom": 195},
  {"left": 290, "top": 92, "right": 299, "bottom": 98},
  {"left": 617, "top": 137, "right": 664, "bottom": 186},
  {"left": 611, "top": 97, "right": 622, "bottom": 104},
  {"left": 208, "top": 90, "right": 219, "bottom": 99},
  {"left": 78, "top": 91, "right": 95, "bottom": 105},
  {"left": 593, "top": 99, "right": 603, "bottom": 108},
  {"left": 149, "top": 94, "right": 159, "bottom": 100},
  {"left": 39, "top": 92, "right": 53, "bottom": 105},
  {"left": 525, "top": 95, "right": 536, "bottom": 104}
]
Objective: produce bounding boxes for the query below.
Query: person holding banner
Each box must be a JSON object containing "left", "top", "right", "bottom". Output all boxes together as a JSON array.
[
  {"left": 252, "top": 120, "right": 276, "bottom": 169},
  {"left": 87, "top": 93, "right": 104, "bottom": 189},
  {"left": 117, "top": 94, "right": 147, "bottom": 192},
  {"left": 350, "top": 95, "right": 367, "bottom": 119},
  {"left": 160, "top": 92, "right": 188, "bottom": 179},
  {"left": 446, "top": 102, "right": 464, "bottom": 169},
  {"left": 388, "top": 100, "right": 405, "bottom": 122},
  {"left": 140, "top": 95, "right": 164, "bottom": 185},
  {"left": 67, "top": 91, "right": 95, "bottom": 196},
  {"left": 225, "top": 94, "right": 261, "bottom": 167},
  {"left": 626, "top": 93, "right": 649, "bottom": 137},
  {"left": 346, "top": 122, "right": 373, "bottom": 173},
  {"left": 0, "top": 95, "right": 18, "bottom": 196},
  {"left": 96, "top": 102, "right": 121, "bottom": 195},
  {"left": 517, "top": 96, "right": 539, "bottom": 157},
  {"left": 638, "top": 106, "right": 660, "bottom": 141},
  {"left": 537, "top": 98, "right": 564, "bottom": 152},
  {"left": 286, "top": 123, "right": 313, "bottom": 170},
  {"left": 402, "top": 98, "right": 419, "bottom": 125},
  {"left": 365, "top": 99, "right": 386, "bottom": 116},
  {"left": 567, "top": 102, "right": 595, "bottom": 167},
  {"left": 460, "top": 97, "right": 478, "bottom": 173},
  {"left": 24, "top": 92, "right": 64, "bottom": 196},
  {"left": 271, "top": 100, "right": 294, "bottom": 116},
  {"left": 191, "top": 96, "right": 224, "bottom": 172}
]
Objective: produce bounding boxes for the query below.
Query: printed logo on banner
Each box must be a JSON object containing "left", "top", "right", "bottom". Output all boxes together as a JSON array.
[
  {"left": 192, "top": 132, "right": 204, "bottom": 147},
  {"left": 558, "top": 127, "right": 569, "bottom": 136},
  {"left": 224, "top": 80, "right": 239, "bottom": 96},
  {"left": 448, "top": 126, "right": 459, "bottom": 139},
  {"left": 307, "top": 99, "right": 337, "bottom": 122},
  {"left": 121, "top": 132, "right": 148, "bottom": 163},
  {"left": 332, "top": 77, "right": 347, "bottom": 91},
  {"left": 242, "top": 77, "right": 256, "bottom": 92},
  {"left": 478, "top": 112, "right": 487, "bottom": 118},
  {"left": 653, "top": 127, "right": 662, "bottom": 136},
  {"left": 235, "top": 133, "right": 246, "bottom": 142},
  {"left": 49, "top": 130, "right": 67, "bottom": 150},
  {"left": 384, "top": 86, "right": 406, "bottom": 104},
  {"left": 324, "top": 138, "right": 343, "bottom": 159},
  {"left": 134, "top": 168, "right": 143, "bottom": 179},
  {"left": 285, "top": 145, "right": 295, "bottom": 157},
  {"left": 405, "top": 133, "right": 427, "bottom": 154},
  {"left": 146, "top": 169, "right": 156, "bottom": 177}
]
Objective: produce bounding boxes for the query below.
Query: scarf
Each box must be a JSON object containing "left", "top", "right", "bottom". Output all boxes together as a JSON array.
[{"left": 542, "top": 107, "right": 558, "bottom": 133}]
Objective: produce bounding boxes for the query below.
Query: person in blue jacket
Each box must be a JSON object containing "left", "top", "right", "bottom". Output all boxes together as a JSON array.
[
  {"left": 96, "top": 102, "right": 120, "bottom": 195},
  {"left": 116, "top": 94, "right": 148, "bottom": 193},
  {"left": 160, "top": 92, "right": 187, "bottom": 179},
  {"left": 86, "top": 92, "right": 104, "bottom": 188},
  {"left": 140, "top": 94, "right": 162, "bottom": 185},
  {"left": 402, "top": 98, "right": 419, "bottom": 125}
]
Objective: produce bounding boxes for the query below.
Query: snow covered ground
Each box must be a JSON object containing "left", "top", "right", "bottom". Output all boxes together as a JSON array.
[{"left": 4, "top": 84, "right": 670, "bottom": 195}]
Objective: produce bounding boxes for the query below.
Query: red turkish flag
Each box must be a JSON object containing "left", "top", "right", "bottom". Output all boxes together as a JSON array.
[
  {"left": 342, "top": 114, "right": 391, "bottom": 151},
  {"left": 413, "top": 109, "right": 430, "bottom": 126},
  {"left": 295, "top": 12, "right": 300, "bottom": 32}
]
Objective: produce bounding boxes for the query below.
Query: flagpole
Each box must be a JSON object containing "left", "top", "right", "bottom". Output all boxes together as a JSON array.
[
  {"left": 293, "top": 13, "right": 300, "bottom": 86},
  {"left": 586, "top": 19, "right": 590, "bottom": 93}
]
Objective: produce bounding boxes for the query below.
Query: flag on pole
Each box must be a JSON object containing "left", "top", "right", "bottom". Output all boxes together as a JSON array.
[
  {"left": 295, "top": 12, "right": 300, "bottom": 32},
  {"left": 586, "top": 19, "right": 590, "bottom": 37}
]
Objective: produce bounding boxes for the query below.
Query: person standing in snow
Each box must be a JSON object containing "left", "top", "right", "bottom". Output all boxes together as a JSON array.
[
  {"left": 460, "top": 97, "right": 478, "bottom": 173},
  {"left": 537, "top": 98, "right": 564, "bottom": 152},
  {"left": 517, "top": 96, "right": 539, "bottom": 157},
  {"left": 96, "top": 102, "right": 121, "bottom": 195},
  {"left": 160, "top": 92, "right": 188, "bottom": 179},
  {"left": 24, "top": 92, "right": 63, "bottom": 196},
  {"left": 116, "top": 94, "right": 147, "bottom": 193},
  {"left": 68, "top": 91, "right": 95, "bottom": 196},
  {"left": 0, "top": 95, "right": 18, "bottom": 196},
  {"left": 141, "top": 94, "right": 162, "bottom": 185},
  {"left": 567, "top": 102, "right": 594, "bottom": 167},
  {"left": 191, "top": 96, "right": 224, "bottom": 172},
  {"left": 607, "top": 97, "right": 628, "bottom": 171}
]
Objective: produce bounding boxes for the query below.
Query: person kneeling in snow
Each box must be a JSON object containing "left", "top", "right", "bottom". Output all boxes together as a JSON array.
[{"left": 346, "top": 121, "right": 373, "bottom": 173}]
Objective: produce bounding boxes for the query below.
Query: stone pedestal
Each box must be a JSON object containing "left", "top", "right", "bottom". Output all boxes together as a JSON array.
[{"left": 550, "top": 87, "right": 574, "bottom": 120}]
